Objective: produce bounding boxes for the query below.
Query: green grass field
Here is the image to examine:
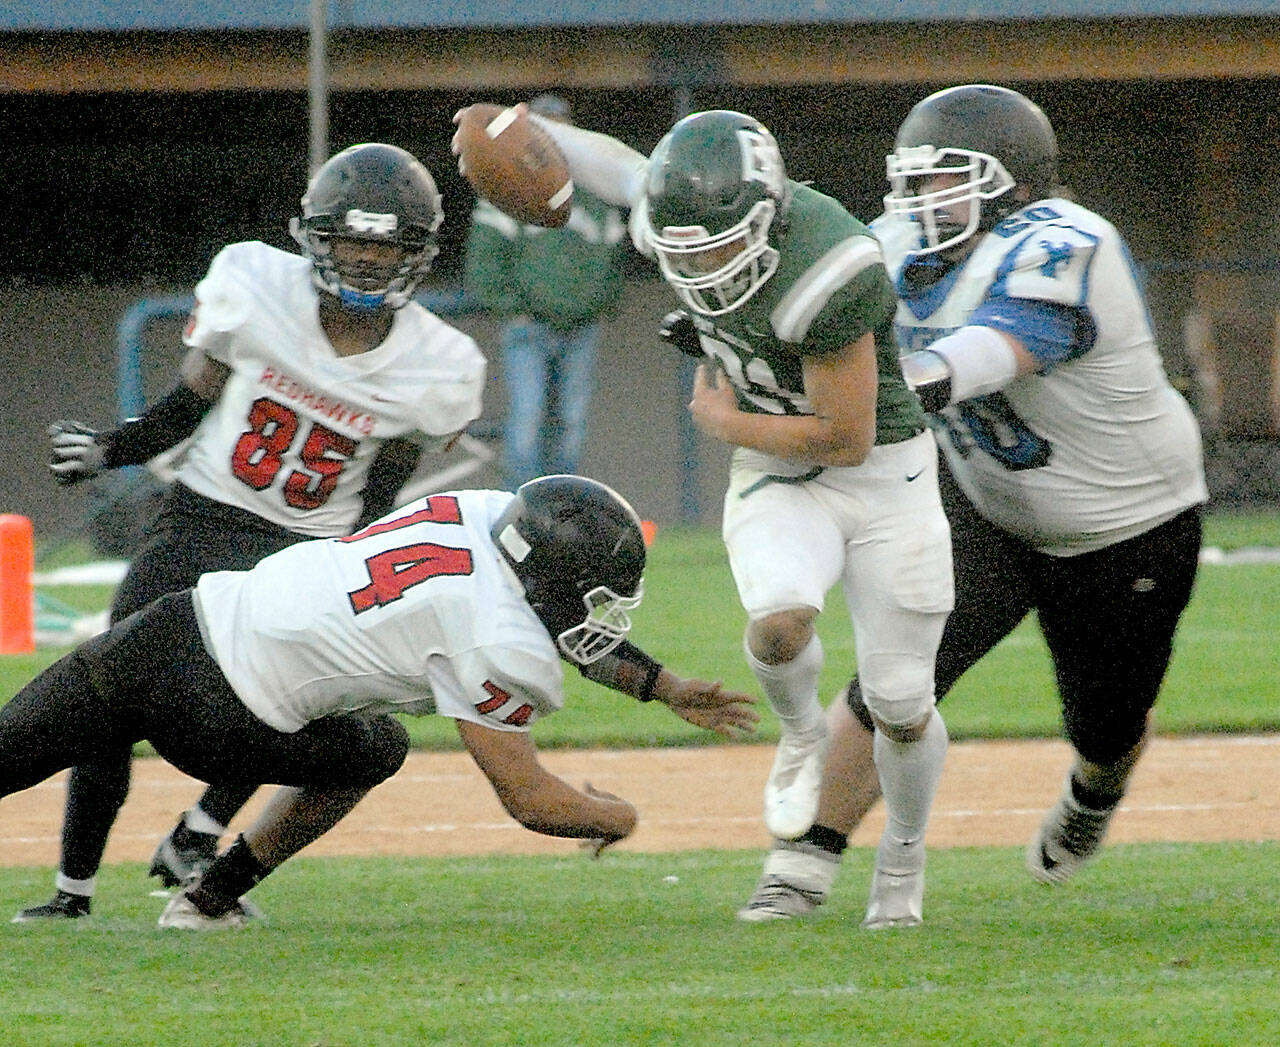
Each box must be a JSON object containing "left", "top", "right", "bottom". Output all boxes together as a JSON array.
[
  {"left": 3, "top": 515, "right": 1279, "bottom": 1045},
  {"left": 3, "top": 846, "right": 1277, "bottom": 1047}
]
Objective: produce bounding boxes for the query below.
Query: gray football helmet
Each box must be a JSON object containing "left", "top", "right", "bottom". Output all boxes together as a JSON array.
[{"left": 884, "top": 84, "right": 1058, "bottom": 255}]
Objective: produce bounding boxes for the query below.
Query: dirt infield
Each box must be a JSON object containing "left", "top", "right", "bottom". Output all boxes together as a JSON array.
[{"left": 3, "top": 733, "right": 1278, "bottom": 867}]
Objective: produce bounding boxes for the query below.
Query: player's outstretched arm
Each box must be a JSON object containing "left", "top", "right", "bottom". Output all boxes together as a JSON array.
[
  {"left": 522, "top": 104, "right": 650, "bottom": 208},
  {"left": 576, "top": 640, "right": 759, "bottom": 739},
  {"left": 457, "top": 719, "right": 638, "bottom": 845},
  {"left": 47, "top": 347, "right": 228, "bottom": 485}
]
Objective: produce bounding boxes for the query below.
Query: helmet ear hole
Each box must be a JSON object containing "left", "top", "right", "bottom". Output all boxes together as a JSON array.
[{"left": 490, "top": 476, "right": 646, "bottom": 665}]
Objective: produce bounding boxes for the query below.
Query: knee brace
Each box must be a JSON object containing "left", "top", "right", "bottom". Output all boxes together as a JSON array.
[{"left": 858, "top": 651, "right": 936, "bottom": 731}]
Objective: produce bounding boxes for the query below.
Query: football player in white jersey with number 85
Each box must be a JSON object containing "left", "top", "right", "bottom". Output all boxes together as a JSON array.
[{"left": 19, "top": 143, "right": 488, "bottom": 922}]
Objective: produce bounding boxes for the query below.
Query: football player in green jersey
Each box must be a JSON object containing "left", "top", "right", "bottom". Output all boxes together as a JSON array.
[{"left": 468, "top": 106, "right": 956, "bottom": 927}]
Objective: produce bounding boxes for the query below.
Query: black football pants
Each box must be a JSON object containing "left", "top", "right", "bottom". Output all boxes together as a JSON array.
[
  {"left": 0, "top": 590, "right": 408, "bottom": 807},
  {"left": 56, "top": 485, "right": 343, "bottom": 879},
  {"left": 847, "top": 459, "right": 1203, "bottom": 766}
]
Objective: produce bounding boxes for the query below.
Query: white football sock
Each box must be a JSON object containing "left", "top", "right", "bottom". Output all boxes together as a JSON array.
[
  {"left": 185, "top": 806, "right": 227, "bottom": 837},
  {"left": 55, "top": 873, "right": 95, "bottom": 897},
  {"left": 744, "top": 633, "right": 825, "bottom": 736},
  {"left": 874, "top": 706, "right": 948, "bottom": 845}
]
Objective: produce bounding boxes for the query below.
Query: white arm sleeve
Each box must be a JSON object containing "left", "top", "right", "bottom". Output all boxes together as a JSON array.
[
  {"left": 926, "top": 325, "right": 1020, "bottom": 403},
  {"left": 529, "top": 114, "right": 649, "bottom": 209}
]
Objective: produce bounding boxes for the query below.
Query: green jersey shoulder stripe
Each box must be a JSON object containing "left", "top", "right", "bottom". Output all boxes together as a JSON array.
[{"left": 771, "top": 234, "right": 884, "bottom": 343}]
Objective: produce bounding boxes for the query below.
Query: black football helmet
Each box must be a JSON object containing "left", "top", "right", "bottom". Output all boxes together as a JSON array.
[
  {"left": 491, "top": 475, "right": 646, "bottom": 665},
  {"left": 291, "top": 143, "right": 443, "bottom": 310},
  {"left": 642, "top": 110, "right": 791, "bottom": 316},
  {"left": 884, "top": 84, "right": 1059, "bottom": 255}
]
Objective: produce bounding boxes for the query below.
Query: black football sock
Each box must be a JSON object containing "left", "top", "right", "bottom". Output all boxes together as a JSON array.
[
  {"left": 187, "top": 835, "right": 272, "bottom": 916},
  {"left": 1070, "top": 774, "right": 1123, "bottom": 812},
  {"left": 796, "top": 823, "right": 848, "bottom": 856}
]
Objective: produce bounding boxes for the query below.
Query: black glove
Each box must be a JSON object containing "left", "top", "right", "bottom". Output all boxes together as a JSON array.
[
  {"left": 48, "top": 420, "right": 105, "bottom": 486},
  {"left": 659, "top": 310, "right": 704, "bottom": 360}
]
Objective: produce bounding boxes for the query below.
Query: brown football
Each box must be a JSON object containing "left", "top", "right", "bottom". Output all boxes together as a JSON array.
[{"left": 452, "top": 104, "right": 574, "bottom": 228}]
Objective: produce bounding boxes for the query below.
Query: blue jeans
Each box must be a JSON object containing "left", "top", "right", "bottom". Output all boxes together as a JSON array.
[{"left": 500, "top": 315, "right": 600, "bottom": 489}]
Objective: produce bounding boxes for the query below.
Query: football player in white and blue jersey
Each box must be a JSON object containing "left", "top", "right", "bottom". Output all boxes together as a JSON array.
[{"left": 740, "top": 84, "right": 1208, "bottom": 920}]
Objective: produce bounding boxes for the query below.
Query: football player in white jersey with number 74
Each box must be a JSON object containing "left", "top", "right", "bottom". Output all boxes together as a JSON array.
[
  {"left": 0, "top": 475, "right": 758, "bottom": 928},
  {"left": 21, "top": 143, "right": 487, "bottom": 923}
]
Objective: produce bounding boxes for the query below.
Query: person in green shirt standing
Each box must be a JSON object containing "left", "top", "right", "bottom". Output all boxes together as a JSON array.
[{"left": 463, "top": 93, "right": 627, "bottom": 490}]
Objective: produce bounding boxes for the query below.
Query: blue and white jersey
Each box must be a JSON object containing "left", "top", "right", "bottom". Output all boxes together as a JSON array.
[{"left": 873, "top": 198, "right": 1207, "bottom": 555}]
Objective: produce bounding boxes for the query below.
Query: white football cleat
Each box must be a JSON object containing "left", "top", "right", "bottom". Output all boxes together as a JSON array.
[
  {"left": 157, "top": 892, "right": 263, "bottom": 931},
  {"left": 862, "top": 834, "right": 925, "bottom": 930},
  {"left": 737, "top": 840, "right": 840, "bottom": 923}
]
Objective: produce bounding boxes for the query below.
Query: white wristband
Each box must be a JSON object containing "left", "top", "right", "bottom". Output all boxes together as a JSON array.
[{"left": 926, "top": 325, "right": 1019, "bottom": 403}]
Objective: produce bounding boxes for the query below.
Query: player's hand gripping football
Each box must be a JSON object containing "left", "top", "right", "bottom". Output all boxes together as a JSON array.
[
  {"left": 48, "top": 421, "right": 106, "bottom": 485},
  {"left": 653, "top": 676, "right": 759, "bottom": 739}
]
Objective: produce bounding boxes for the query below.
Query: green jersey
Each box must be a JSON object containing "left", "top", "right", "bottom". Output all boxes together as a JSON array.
[{"left": 686, "top": 183, "right": 923, "bottom": 446}]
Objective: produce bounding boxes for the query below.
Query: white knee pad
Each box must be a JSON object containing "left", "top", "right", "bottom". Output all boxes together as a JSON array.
[{"left": 858, "top": 650, "right": 935, "bottom": 730}]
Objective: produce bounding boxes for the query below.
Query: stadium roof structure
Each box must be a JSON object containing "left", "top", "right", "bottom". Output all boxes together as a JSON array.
[
  {"left": 4, "top": 0, "right": 1279, "bottom": 33},
  {"left": 3, "top": 1, "right": 1277, "bottom": 95}
]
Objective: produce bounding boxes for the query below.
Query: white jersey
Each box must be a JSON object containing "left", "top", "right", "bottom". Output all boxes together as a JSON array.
[
  {"left": 873, "top": 199, "right": 1207, "bottom": 555},
  {"left": 192, "top": 488, "right": 565, "bottom": 733},
  {"left": 176, "top": 241, "right": 486, "bottom": 536}
]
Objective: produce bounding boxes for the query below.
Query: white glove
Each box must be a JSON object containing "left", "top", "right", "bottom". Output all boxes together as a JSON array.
[{"left": 48, "top": 420, "right": 106, "bottom": 486}]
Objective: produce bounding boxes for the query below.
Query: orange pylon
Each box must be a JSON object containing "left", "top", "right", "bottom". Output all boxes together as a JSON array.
[{"left": 0, "top": 514, "right": 35, "bottom": 654}]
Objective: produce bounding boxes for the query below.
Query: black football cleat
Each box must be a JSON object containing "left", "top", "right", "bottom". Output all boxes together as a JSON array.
[
  {"left": 149, "top": 823, "right": 219, "bottom": 888},
  {"left": 12, "top": 889, "right": 92, "bottom": 923}
]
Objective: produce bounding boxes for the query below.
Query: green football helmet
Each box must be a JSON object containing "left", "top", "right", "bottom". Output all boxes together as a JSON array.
[
  {"left": 884, "top": 84, "right": 1058, "bottom": 255},
  {"left": 642, "top": 110, "right": 791, "bottom": 316}
]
